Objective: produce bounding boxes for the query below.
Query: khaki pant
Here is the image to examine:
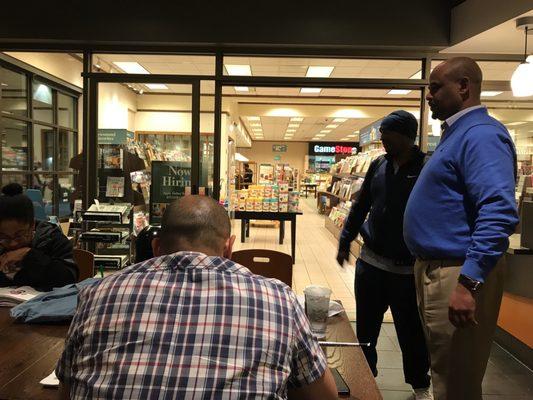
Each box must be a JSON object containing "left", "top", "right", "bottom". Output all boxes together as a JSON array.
[{"left": 414, "top": 258, "right": 505, "bottom": 400}]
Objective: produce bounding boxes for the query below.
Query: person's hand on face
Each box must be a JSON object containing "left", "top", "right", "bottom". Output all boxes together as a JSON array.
[{"left": 0, "top": 247, "right": 31, "bottom": 276}]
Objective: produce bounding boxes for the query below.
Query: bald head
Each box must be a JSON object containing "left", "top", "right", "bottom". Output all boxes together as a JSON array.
[
  {"left": 427, "top": 57, "right": 483, "bottom": 120},
  {"left": 159, "top": 195, "right": 231, "bottom": 255}
]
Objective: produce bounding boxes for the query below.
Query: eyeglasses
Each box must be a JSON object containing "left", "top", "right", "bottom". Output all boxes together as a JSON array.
[{"left": 0, "top": 229, "right": 33, "bottom": 247}]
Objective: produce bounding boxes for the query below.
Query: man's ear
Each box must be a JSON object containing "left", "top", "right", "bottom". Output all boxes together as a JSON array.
[
  {"left": 152, "top": 237, "right": 163, "bottom": 257},
  {"left": 223, "top": 235, "right": 236, "bottom": 259}
]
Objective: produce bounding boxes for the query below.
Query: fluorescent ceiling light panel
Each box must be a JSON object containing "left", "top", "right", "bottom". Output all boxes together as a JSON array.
[
  {"left": 288, "top": 124, "right": 300, "bottom": 128},
  {"left": 113, "top": 62, "right": 150, "bottom": 74},
  {"left": 300, "top": 88, "right": 322, "bottom": 94},
  {"left": 306, "top": 66, "right": 334, "bottom": 78},
  {"left": 341, "top": 138, "right": 350, "bottom": 141},
  {"left": 250, "top": 123, "right": 262, "bottom": 127},
  {"left": 311, "top": 137, "right": 320, "bottom": 140},
  {"left": 320, "top": 130, "right": 331, "bottom": 133},
  {"left": 316, "top": 134, "right": 326, "bottom": 137},
  {"left": 332, "top": 118, "right": 348, "bottom": 123},
  {"left": 286, "top": 129, "right": 296, "bottom": 133},
  {"left": 347, "top": 134, "right": 357, "bottom": 138},
  {"left": 388, "top": 89, "right": 412, "bottom": 95},
  {"left": 290, "top": 117, "right": 304, "bottom": 122},
  {"left": 225, "top": 65, "right": 252, "bottom": 76},
  {"left": 145, "top": 84, "right": 169, "bottom": 90},
  {"left": 481, "top": 91, "right": 503, "bottom": 97},
  {"left": 506, "top": 122, "right": 526, "bottom": 126},
  {"left": 247, "top": 116, "right": 261, "bottom": 121},
  {"left": 326, "top": 124, "right": 338, "bottom": 129},
  {"left": 235, "top": 86, "right": 249, "bottom": 92}
]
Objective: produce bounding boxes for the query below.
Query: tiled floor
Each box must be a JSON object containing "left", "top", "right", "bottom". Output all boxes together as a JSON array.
[
  {"left": 232, "top": 196, "right": 359, "bottom": 319},
  {"left": 351, "top": 322, "right": 533, "bottom": 399},
  {"left": 232, "top": 196, "right": 533, "bottom": 399}
]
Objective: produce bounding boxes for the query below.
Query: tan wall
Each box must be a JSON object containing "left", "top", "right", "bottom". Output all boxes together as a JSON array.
[{"left": 237, "top": 141, "right": 308, "bottom": 175}]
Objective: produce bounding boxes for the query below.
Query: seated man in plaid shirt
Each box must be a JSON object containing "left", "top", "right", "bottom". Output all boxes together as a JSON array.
[{"left": 57, "top": 195, "right": 337, "bottom": 400}]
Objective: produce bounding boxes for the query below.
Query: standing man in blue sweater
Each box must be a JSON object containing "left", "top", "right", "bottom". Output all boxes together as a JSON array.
[{"left": 404, "top": 57, "right": 518, "bottom": 400}]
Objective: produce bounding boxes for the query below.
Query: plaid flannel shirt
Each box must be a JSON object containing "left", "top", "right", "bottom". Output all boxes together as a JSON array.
[{"left": 56, "top": 252, "right": 327, "bottom": 399}]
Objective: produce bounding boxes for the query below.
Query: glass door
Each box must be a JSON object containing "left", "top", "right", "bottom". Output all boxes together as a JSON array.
[{"left": 88, "top": 77, "right": 201, "bottom": 226}]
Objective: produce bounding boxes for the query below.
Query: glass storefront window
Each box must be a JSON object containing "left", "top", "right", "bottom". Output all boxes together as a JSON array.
[
  {"left": 0, "top": 66, "right": 27, "bottom": 117},
  {"left": 223, "top": 56, "right": 422, "bottom": 79},
  {"left": 93, "top": 54, "right": 215, "bottom": 76},
  {"left": 0, "top": 173, "right": 27, "bottom": 189},
  {"left": 32, "top": 81, "right": 54, "bottom": 124},
  {"left": 58, "top": 93, "right": 76, "bottom": 129},
  {"left": 1, "top": 117, "right": 28, "bottom": 170},
  {"left": 33, "top": 124, "right": 55, "bottom": 171},
  {"left": 58, "top": 129, "right": 76, "bottom": 172}
]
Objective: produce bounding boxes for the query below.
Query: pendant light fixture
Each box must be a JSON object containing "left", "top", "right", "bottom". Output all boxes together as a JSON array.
[{"left": 511, "top": 17, "right": 533, "bottom": 97}]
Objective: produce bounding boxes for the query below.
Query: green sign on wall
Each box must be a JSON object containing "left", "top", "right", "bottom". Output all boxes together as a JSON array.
[
  {"left": 98, "top": 129, "right": 134, "bottom": 145},
  {"left": 272, "top": 144, "right": 287, "bottom": 152},
  {"left": 150, "top": 161, "right": 191, "bottom": 224}
]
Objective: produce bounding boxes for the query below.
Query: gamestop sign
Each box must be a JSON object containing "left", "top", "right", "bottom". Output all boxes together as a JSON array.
[{"left": 309, "top": 141, "right": 359, "bottom": 156}]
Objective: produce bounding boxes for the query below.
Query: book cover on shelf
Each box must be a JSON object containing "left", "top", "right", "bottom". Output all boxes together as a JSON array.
[{"left": 106, "top": 176, "right": 125, "bottom": 198}]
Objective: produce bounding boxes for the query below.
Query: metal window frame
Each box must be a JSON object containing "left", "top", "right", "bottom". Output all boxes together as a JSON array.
[{"left": 84, "top": 69, "right": 203, "bottom": 207}]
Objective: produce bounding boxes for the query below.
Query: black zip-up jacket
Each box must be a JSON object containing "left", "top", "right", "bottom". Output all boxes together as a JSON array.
[
  {"left": 339, "top": 147, "right": 427, "bottom": 266},
  {"left": 0, "top": 221, "right": 78, "bottom": 291}
]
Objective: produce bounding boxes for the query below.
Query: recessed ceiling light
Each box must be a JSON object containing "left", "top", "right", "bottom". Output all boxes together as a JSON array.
[
  {"left": 225, "top": 65, "right": 252, "bottom": 76},
  {"left": 481, "top": 91, "right": 503, "bottom": 97},
  {"left": 113, "top": 62, "right": 149, "bottom": 74},
  {"left": 290, "top": 117, "right": 304, "bottom": 122},
  {"left": 247, "top": 116, "right": 261, "bottom": 121},
  {"left": 250, "top": 123, "right": 262, "bottom": 127},
  {"left": 311, "top": 137, "right": 320, "bottom": 140},
  {"left": 326, "top": 124, "right": 338, "bottom": 129},
  {"left": 235, "top": 86, "right": 249, "bottom": 92},
  {"left": 316, "top": 134, "right": 326, "bottom": 137},
  {"left": 320, "top": 130, "right": 331, "bottom": 133},
  {"left": 388, "top": 89, "right": 412, "bottom": 95},
  {"left": 506, "top": 122, "right": 526, "bottom": 126},
  {"left": 306, "top": 66, "right": 334, "bottom": 78},
  {"left": 332, "top": 118, "right": 348, "bottom": 123},
  {"left": 145, "top": 83, "right": 169, "bottom": 90},
  {"left": 347, "top": 134, "right": 357, "bottom": 138},
  {"left": 300, "top": 88, "right": 322, "bottom": 94},
  {"left": 288, "top": 124, "right": 300, "bottom": 128},
  {"left": 340, "top": 138, "right": 350, "bottom": 141},
  {"left": 1, "top": 83, "right": 8, "bottom": 87},
  {"left": 286, "top": 129, "right": 296, "bottom": 133}
]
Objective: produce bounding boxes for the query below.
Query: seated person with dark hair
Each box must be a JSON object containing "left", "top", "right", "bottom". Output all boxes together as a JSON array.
[
  {"left": 0, "top": 183, "right": 77, "bottom": 291},
  {"left": 57, "top": 195, "right": 336, "bottom": 400}
]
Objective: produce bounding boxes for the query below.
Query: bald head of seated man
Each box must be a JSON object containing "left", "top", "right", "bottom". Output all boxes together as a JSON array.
[{"left": 57, "top": 195, "right": 337, "bottom": 400}]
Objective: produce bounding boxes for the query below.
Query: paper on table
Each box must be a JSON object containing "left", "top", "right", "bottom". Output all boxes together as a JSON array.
[
  {"left": 296, "top": 294, "right": 344, "bottom": 317},
  {"left": 40, "top": 371, "right": 59, "bottom": 388}
]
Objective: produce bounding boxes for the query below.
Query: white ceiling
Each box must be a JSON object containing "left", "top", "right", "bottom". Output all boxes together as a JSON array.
[{"left": 444, "top": 9, "right": 533, "bottom": 54}]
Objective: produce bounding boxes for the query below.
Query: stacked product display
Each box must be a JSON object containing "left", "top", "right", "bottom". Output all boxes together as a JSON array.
[
  {"left": 330, "top": 148, "right": 385, "bottom": 175},
  {"left": 328, "top": 201, "right": 353, "bottom": 229},
  {"left": 231, "top": 183, "right": 300, "bottom": 213}
]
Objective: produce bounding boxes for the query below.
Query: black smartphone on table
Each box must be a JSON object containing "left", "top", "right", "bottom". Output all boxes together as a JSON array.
[{"left": 330, "top": 367, "right": 350, "bottom": 396}]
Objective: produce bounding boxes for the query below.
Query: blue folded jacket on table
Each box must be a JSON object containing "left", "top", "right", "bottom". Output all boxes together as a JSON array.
[{"left": 10, "top": 278, "right": 99, "bottom": 323}]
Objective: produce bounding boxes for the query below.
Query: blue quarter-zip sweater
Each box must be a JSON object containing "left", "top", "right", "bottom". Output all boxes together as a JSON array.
[{"left": 404, "top": 107, "right": 518, "bottom": 282}]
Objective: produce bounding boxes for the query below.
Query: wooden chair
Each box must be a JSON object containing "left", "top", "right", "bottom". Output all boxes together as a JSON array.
[
  {"left": 231, "top": 249, "right": 293, "bottom": 287},
  {"left": 73, "top": 248, "right": 95, "bottom": 282}
]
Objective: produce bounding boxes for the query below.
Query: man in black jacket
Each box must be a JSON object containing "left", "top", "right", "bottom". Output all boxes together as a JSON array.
[{"left": 336, "top": 110, "right": 432, "bottom": 400}]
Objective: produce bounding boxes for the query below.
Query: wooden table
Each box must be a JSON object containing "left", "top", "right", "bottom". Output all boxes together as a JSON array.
[
  {"left": 300, "top": 183, "right": 318, "bottom": 198},
  {"left": 0, "top": 309, "right": 69, "bottom": 400},
  {"left": 234, "top": 211, "right": 303, "bottom": 264},
  {"left": 0, "top": 307, "right": 380, "bottom": 400},
  {"left": 325, "top": 309, "right": 382, "bottom": 400}
]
